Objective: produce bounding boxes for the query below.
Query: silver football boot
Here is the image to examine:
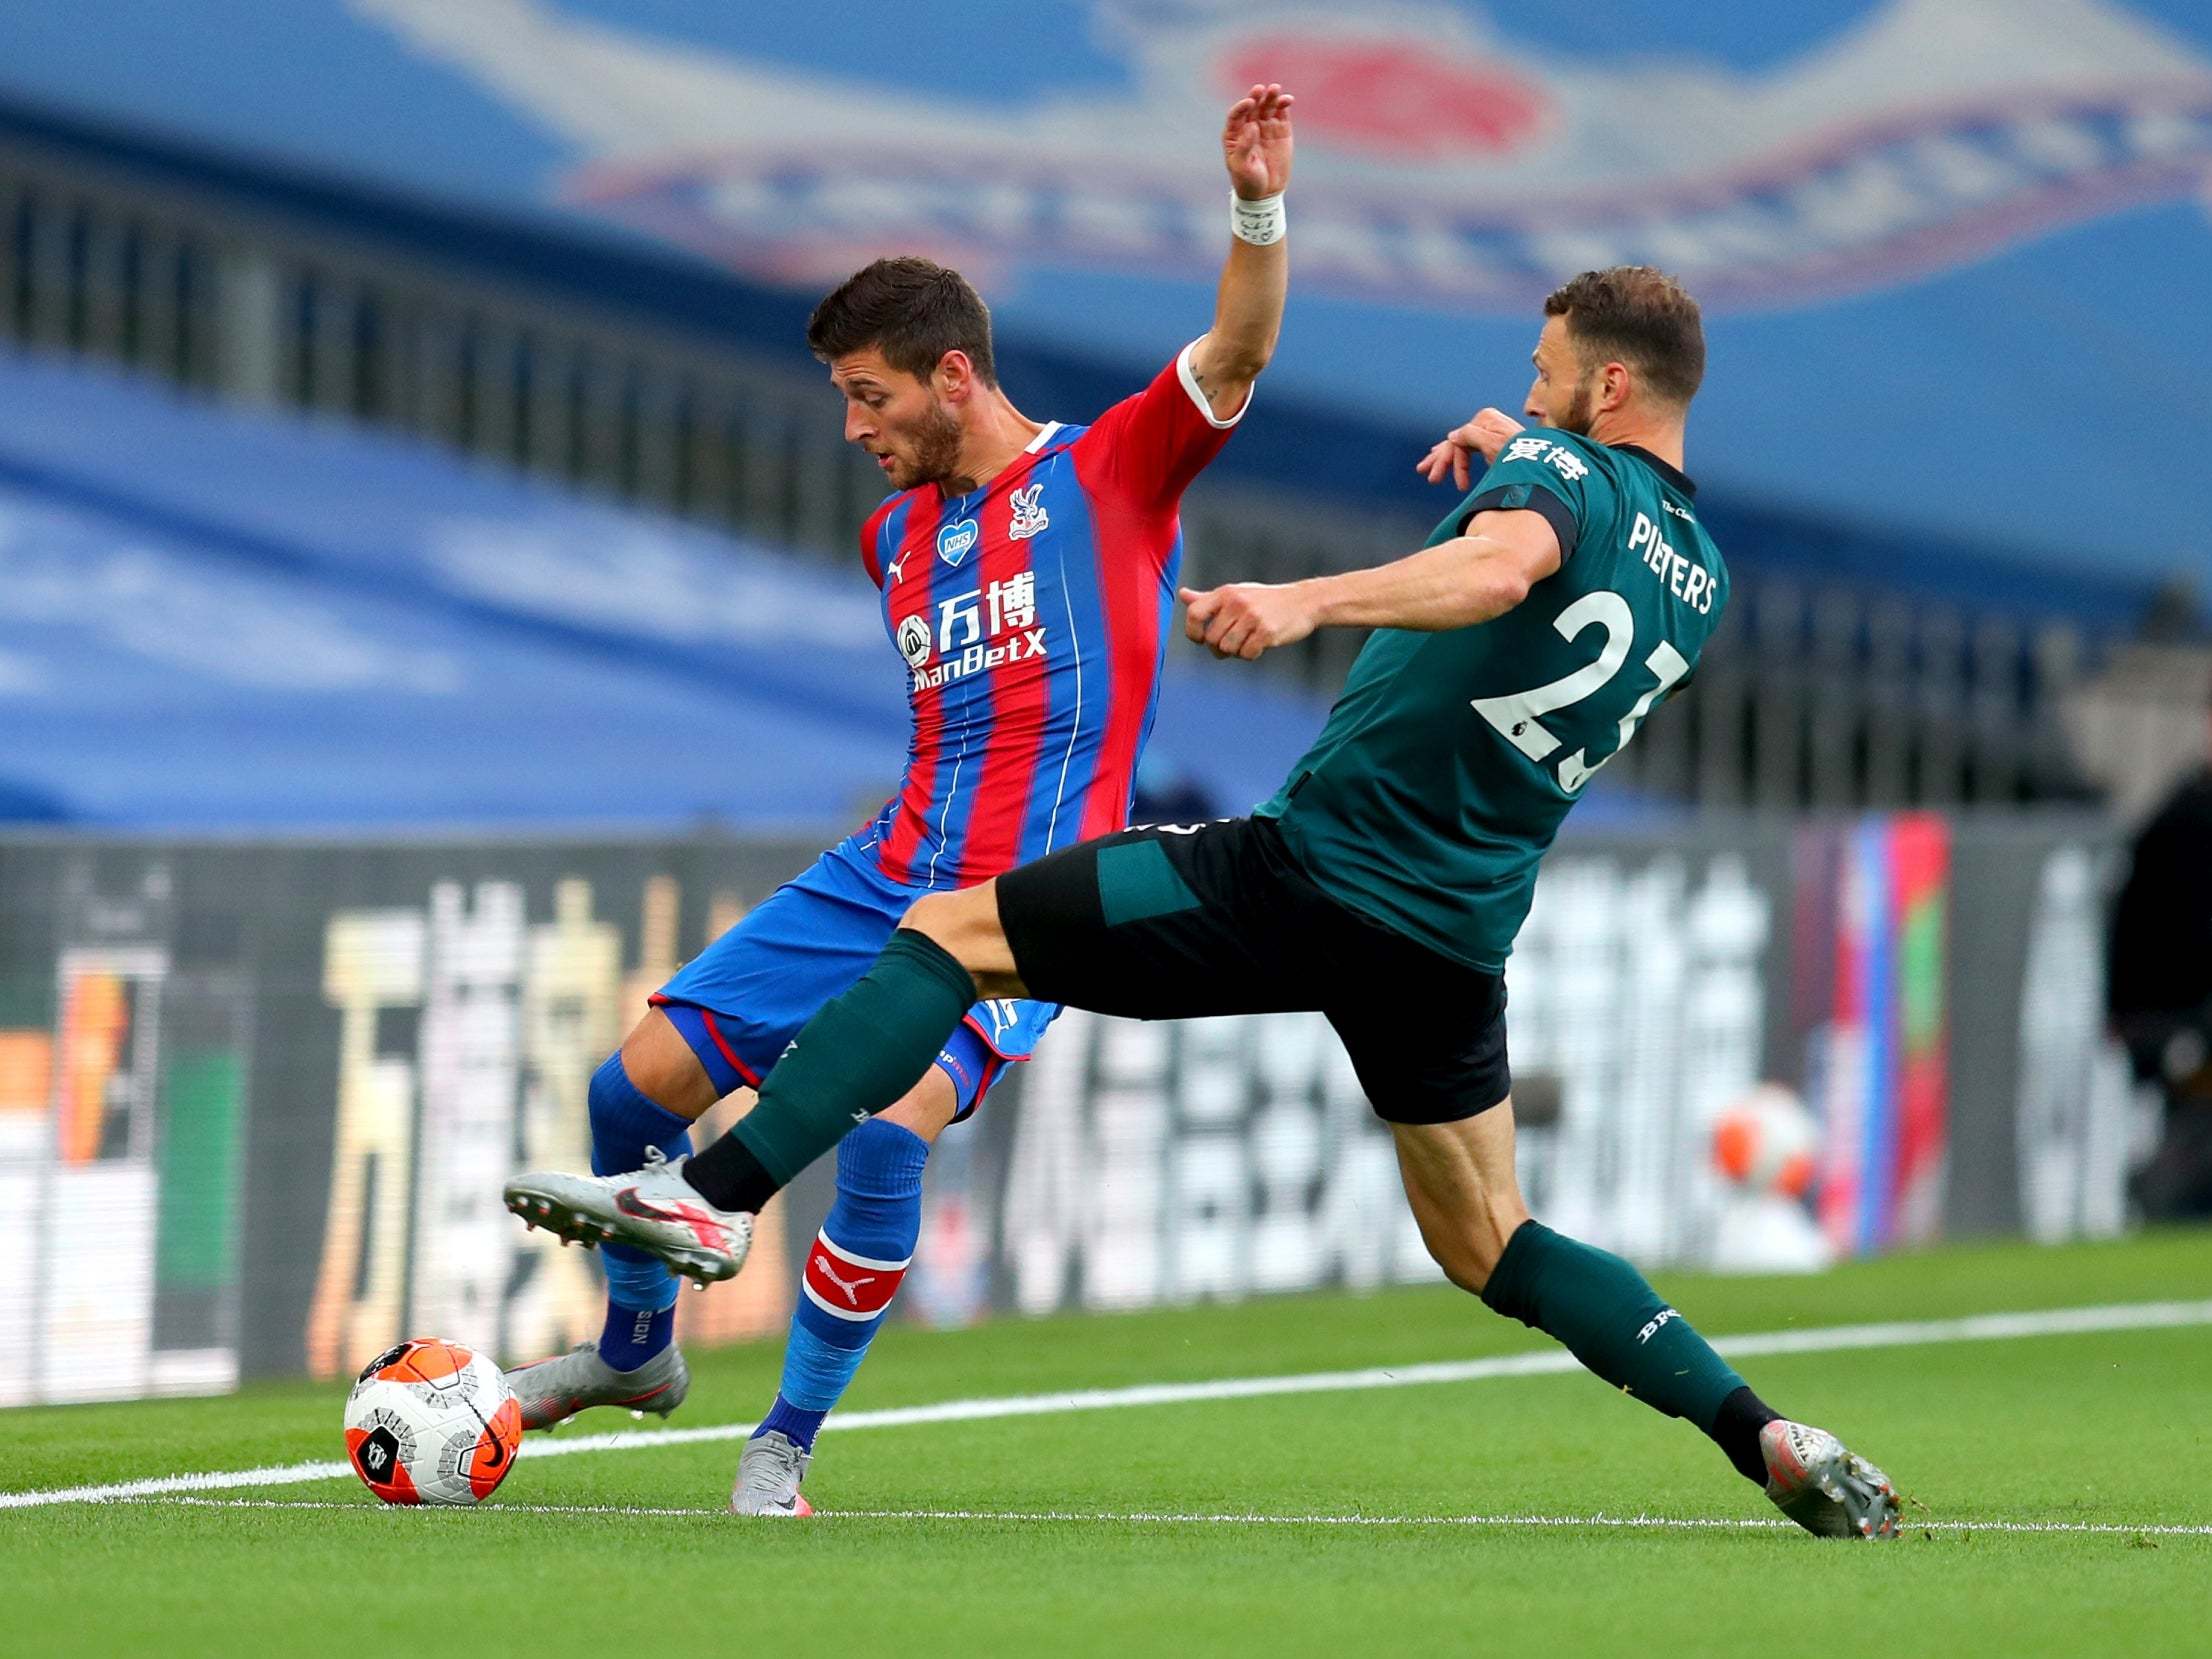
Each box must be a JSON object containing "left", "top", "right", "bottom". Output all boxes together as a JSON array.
[
  {"left": 504, "top": 1145, "right": 752, "bottom": 1286},
  {"left": 1760, "top": 1419, "right": 1902, "bottom": 1539},
  {"left": 504, "top": 1340, "right": 692, "bottom": 1432},
  {"left": 731, "top": 1430, "right": 815, "bottom": 1516}
]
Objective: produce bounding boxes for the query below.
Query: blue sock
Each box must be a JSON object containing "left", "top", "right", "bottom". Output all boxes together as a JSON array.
[
  {"left": 587, "top": 1052, "right": 694, "bottom": 1369},
  {"left": 751, "top": 1116, "right": 929, "bottom": 1450},
  {"left": 756, "top": 1391, "right": 830, "bottom": 1448},
  {"left": 598, "top": 1301, "right": 677, "bottom": 1373}
]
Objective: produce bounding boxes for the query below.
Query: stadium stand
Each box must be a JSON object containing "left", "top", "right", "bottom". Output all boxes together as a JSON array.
[
  {"left": 0, "top": 349, "right": 1331, "bottom": 826},
  {"left": 3, "top": 0, "right": 2209, "bottom": 815}
]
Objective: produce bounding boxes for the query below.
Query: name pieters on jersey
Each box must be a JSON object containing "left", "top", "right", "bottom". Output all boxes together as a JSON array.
[
  {"left": 861, "top": 341, "right": 1242, "bottom": 890},
  {"left": 1627, "top": 507, "right": 1714, "bottom": 614}
]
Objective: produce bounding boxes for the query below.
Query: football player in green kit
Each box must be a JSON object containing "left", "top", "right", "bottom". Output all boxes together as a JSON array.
[{"left": 508, "top": 266, "right": 1903, "bottom": 1539}]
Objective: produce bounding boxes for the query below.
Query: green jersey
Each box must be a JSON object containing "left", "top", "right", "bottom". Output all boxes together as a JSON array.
[{"left": 1258, "top": 430, "right": 1729, "bottom": 971}]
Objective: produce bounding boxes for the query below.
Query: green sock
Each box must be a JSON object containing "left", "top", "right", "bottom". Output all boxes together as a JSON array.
[
  {"left": 685, "top": 929, "right": 976, "bottom": 1205},
  {"left": 1481, "top": 1219, "right": 1748, "bottom": 1437}
]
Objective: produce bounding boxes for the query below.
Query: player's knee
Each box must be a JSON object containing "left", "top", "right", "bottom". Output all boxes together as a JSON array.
[
  {"left": 586, "top": 1052, "right": 627, "bottom": 1140},
  {"left": 900, "top": 889, "right": 969, "bottom": 949},
  {"left": 585, "top": 1050, "right": 697, "bottom": 1168},
  {"left": 614, "top": 1012, "right": 717, "bottom": 1119},
  {"left": 899, "top": 887, "right": 1014, "bottom": 985}
]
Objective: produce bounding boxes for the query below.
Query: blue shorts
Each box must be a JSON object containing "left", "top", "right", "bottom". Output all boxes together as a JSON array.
[{"left": 652, "top": 834, "right": 1058, "bottom": 1122}]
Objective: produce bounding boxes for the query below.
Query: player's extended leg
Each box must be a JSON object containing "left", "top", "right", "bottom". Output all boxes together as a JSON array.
[
  {"left": 732, "top": 1071, "right": 954, "bottom": 1517},
  {"left": 675, "top": 819, "right": 1310, "bottom": 1218},
  {"left": 1388, "top": 1101, "right": 1901, "bottom": 1540},
  {"left": 506, "top": 833, "right": 1007, "bottom": 1334},
  {"left": 523, "top": 819, "right": 1345, "bottom": 1254},
  {"left": 500, "top": 835, "right": 1045, "bottom": 1286}
]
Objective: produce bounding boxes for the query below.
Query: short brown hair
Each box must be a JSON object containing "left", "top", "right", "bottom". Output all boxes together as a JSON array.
[
  {"left": 1543, "top": 266, "right": 1704, "bottom": 406},
  {"left": 806, "top": 256, "right": 997, "bottom": 386}
]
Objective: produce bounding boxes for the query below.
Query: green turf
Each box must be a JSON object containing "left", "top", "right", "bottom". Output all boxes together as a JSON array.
[{"left": 8, "top": 1231, "right": 2211, "bottom": 1657}]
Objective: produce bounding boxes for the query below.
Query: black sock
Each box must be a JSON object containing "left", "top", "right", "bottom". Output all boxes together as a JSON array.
[
  {"left": 1710, "top": 1385, "right": 1783, "bottom": 1485},
  {"left": 682, "top": 1130, "right": 780, "bottom": 1215}
]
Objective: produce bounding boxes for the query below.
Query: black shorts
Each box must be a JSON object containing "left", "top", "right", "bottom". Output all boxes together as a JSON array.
[{"left": 996, "top": 816, "right": 1510, "bottom": 1125}]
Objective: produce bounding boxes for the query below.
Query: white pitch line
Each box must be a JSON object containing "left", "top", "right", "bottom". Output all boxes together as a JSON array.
[
  {"left": 6, "top": 1296, "right": 2211, "bottom": 1512},
  {"left": 114, "top": 1495, "right": 2212, "bottom": 1538}
]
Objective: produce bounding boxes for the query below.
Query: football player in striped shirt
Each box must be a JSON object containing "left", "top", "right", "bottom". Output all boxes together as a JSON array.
[{"left": 504, "top": 84, "right": 1295, "bottom": 1515}]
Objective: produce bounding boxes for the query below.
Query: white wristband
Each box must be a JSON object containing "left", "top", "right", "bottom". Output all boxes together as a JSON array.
[{"left": 1230, "top": 190, "right": 1286, "bottom": 247}]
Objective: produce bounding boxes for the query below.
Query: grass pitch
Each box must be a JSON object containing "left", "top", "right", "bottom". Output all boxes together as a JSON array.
[{"left": 8, "top": 1231, "right": 2210, "bottom": 1657}]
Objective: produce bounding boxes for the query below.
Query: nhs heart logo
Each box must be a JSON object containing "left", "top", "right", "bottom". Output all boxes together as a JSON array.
[{"left": 937, "top": 517, "right": 980, "bottom": 567}]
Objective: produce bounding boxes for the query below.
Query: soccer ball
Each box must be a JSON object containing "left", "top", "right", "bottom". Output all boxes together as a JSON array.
[
  {"left": 343, "top": 1338, "right": 523, "bottom": 1506},
  {"left": 1710, "top": 1083, "right": 1819, "bottom": 1200}
]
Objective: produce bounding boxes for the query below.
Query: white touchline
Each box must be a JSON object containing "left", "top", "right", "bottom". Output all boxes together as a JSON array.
[
  {"left": 105, "top": 1496, "right": 2212, "bottom": 1536},
  {"left": 760, "top": 1510, "right": 2212, "bottom": 1537},
  {"left": 5, "top": 1296, "right": 2211, "bottom": 1512}
]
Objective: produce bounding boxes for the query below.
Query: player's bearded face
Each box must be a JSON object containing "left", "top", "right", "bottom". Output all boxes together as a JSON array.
[
  {"left": 832, "top": 351, "right": 966, "bottom": 490},
  {"left": 886, "top": 393, "right": 965, "bottom": 489},
  {"left": 1526, "top": 316, "right": 1600, "bottom": 437},
  {"left": 1552, "top": 369, "right": 1600, "bottom": 437}
]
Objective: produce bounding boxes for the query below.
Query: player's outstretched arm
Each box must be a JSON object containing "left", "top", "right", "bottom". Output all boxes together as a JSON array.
[
  {"left": 1185, "top": 83, "right": 1294, "bottom": 422},
  {"left": 1178, "top": 509, "right": 1561, "bottom": 660}
]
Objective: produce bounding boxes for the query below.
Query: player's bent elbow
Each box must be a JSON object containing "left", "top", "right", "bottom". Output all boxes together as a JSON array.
[
  {"left": 1471, "top": 568, "right": 1531, "bottom": 623},
  {"left": 1205, "top": 344, "right": 1270, "bottom": 390},
  {"left": 1226, "top": 344, "right": 1274, "bottom": 380},
  {"left": 1229, "top": 351, "right": 1282, "bottom": 389}
]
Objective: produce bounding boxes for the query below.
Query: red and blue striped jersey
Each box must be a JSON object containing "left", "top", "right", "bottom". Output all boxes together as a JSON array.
[{"left": 857, "top": 342, "right": 1243, "bottom": 889}]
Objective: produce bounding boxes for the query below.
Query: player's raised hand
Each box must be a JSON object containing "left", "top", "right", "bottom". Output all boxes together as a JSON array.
[
  {"left": 1416, "top": 407, "right": 1526, "bottom": 491},
  {"left": 1223, "top": 83, "right": 1294, "bottom": 200},
  {"left": 1179, "top": 580, "right": 1317, "bottom": 662}
]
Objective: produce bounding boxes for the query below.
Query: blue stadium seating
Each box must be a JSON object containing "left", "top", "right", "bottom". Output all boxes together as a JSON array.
[{"left": 0, "top": 351, "right": 1341, "bottom": 828}]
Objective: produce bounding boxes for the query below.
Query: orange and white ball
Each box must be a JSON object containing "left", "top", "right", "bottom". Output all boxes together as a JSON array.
[
  {"left": 1710, "top": 1084, "right": 1819, "bottom": 1201},
  {"left": 344, "top": 1338, "right": 522, "bottom": 1506}
]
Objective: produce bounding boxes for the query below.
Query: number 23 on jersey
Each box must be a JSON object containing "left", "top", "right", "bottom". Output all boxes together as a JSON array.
[{"left": 1470, "top": 589, "right": 1689, "bottom": 794}]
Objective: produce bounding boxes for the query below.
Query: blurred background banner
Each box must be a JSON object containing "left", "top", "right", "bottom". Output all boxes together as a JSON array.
[{"left": 0, "top": 817, "right": 2152, "bottom": 1404}]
